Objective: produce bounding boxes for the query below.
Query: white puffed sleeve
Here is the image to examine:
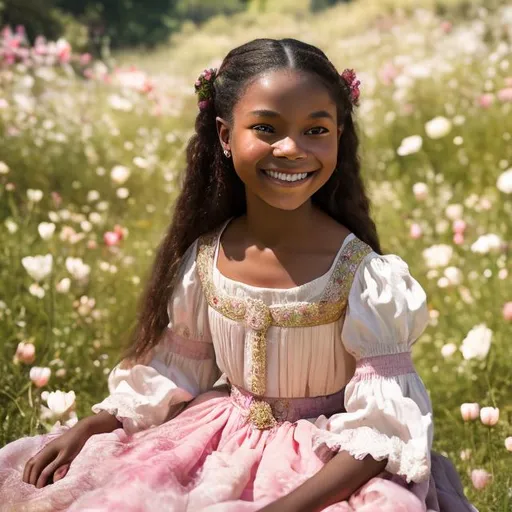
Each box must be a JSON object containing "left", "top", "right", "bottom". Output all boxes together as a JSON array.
[
  {"left": 312, "top": 252, "right": 433, "bottom": 483},
  {"left": 92, "top": 240, "right": 221, "bottom": 434}
]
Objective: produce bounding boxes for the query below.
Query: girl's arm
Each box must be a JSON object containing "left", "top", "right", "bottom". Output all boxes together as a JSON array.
[{"left": 260, "top": 453, "right": 386, "bottom": 512}]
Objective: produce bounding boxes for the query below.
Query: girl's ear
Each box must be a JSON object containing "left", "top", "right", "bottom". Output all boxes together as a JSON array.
[
  {"left": 216, "top": 116, "right": 231, "bottom": 152},
  {"left": 337, "top": 124, "right": 344, "bottom": 142}
]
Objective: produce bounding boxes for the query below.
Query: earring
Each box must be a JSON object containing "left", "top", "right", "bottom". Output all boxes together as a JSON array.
[{"left": 223, "top": 148, "right": 231, "bottom": 158}]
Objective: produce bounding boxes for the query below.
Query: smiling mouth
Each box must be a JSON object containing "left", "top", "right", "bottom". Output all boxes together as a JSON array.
[{"left": 260, "top": 169, "right": 316, "bottom": 184}]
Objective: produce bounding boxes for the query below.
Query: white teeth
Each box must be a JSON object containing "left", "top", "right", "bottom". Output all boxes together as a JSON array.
[{"left": 264, "top": 170, "right": 309, "bottom": 182}]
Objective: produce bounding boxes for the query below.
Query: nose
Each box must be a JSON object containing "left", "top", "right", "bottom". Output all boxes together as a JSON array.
[{"left": 272, "top": 136, "right": 307, "bottom": 160}]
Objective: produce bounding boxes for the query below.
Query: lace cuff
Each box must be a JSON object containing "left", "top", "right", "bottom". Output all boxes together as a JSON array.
[{"left": 312, "top": 425, "right": 430, "bottom": 483}]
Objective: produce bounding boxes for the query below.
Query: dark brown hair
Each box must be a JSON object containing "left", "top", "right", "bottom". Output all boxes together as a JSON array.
[{"left": 123, "top": 38, "right": 381, "bottom": 362}]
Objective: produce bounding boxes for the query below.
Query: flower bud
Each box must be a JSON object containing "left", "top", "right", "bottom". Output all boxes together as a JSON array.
[
  {"left": 480, "top": 407, "right": 499, "bottom": 426},
  {"left": 471, "top": 469, "right": 492, "bottom": 490},
  {"left": 460, "top": 403, "right": 480, "bottom": 421}
]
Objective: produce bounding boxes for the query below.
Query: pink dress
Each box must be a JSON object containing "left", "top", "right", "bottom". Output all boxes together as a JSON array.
[{"left": 0, "top": 221, "right": 477, "bottom": 512}]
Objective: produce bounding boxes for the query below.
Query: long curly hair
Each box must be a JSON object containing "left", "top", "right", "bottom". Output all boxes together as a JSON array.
[{"left": 123, "top": 38, "right": 382, "bottom": 362}]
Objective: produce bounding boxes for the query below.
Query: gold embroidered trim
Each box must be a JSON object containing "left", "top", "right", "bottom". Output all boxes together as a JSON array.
[{"left": 196, "top": 227, "right": 372, "bottom": 407}]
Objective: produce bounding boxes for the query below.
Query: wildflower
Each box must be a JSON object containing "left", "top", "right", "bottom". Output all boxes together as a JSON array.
[
  {"left": 503, "top": 302, "right": 512, "bottom": 321},
  {"left": 460, "top": 324, "right": 492, "bottom": 360},
  {"left": 441, "top": 343, "right": 457, "bottom": 358},
  {"left": 38, "top": 222, "right": 56, "bottom": 240},
  {"left": 397, "top": 135, "right": 423, "bottom": 156},
  {"left": 30, "top": 367, "right": 51, "bottom": 387},
  {"left": 425, "top": 116, "right": 452, "bottom": 139},
  {"left": 14, "top": 342, "right": 36, "bottom": 364},
  {"left": 460, "top": 403, "right": 480, "bottom": 421},
  {"left": 110, "top": 165, "right": 130, "bottom": 184},
  {"left": 480, "top": 407, "right": 499, "bottom": 426},
  {"left": 496, "top": 168, "right": 512, "bottom": 194},
  {"left": 21, "top": 254, "right": 53, "bottom": 281},
  {"left": 471, "top": 469, "right": 491, "bottom": 490}
]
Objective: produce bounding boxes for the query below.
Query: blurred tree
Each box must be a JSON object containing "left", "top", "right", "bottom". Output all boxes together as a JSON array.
[
  {"left": 0, "top": 0, "right": 63, "bottom": 41},
  {"left": 174, "top": 0, "right": 244, "bottom": 24},
  {"left": 310, "top": 0, "right": 352, "bottom": 12}
]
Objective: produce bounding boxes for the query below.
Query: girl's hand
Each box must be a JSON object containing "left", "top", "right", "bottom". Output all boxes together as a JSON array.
[{"left": 22, "top": 411, "right": 121, "bottom": 488}]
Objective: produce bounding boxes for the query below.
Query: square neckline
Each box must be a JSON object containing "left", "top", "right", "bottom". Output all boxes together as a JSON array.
[{"left": 213, "top": 218, "right": 357, "bottom": 293}]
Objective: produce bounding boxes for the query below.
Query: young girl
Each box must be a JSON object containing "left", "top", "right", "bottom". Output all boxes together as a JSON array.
[{"left": 0, "top": 38, "right": 476, "bottom": 512}]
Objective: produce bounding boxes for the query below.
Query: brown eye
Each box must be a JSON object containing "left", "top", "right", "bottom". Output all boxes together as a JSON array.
[
  {"left": 306, "top": 127, "right": 329, "bottom": 135},
  {"left": 252, "top": 124, "right": 274, "bottom": 133}
]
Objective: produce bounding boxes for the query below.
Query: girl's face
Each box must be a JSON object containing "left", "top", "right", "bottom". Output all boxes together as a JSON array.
[{"left": 217, "top": 69, "right": 342, "bottom": 211}]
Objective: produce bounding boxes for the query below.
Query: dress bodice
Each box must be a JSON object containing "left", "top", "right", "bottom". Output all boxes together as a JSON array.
[{"left": 197, "top": 220, "right": 373, "bottom": 397}]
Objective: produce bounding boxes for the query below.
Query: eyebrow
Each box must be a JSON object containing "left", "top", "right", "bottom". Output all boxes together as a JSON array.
[{"left": 249, "top": 109, "right": 335, "bottom": 121}]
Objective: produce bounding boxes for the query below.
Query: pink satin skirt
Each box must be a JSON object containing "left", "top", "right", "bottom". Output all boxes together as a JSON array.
[{"left": 0, "top": 387, "right": 476, "bottom": 512}]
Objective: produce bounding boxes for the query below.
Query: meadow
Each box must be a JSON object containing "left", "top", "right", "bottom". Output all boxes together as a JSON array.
[{"left": 0, "top": 0, "right": 511, "bottom": 509}]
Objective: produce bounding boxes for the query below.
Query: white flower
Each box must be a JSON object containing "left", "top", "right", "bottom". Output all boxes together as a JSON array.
[
  {"left": 412, "top": 182, "right": 429, "bottom": 201},
  {"left": 0, "top": 161, "right": 9, "bottom": 174},
  {"left": 422, "top": 244, "right": 453, "bottom": 268},
  {"left": 65, "top": 257, "right": 91, "bottom": 280},
  {"left": 470, "top": 234, "right": 502, "bottom": 254},
  {"left": 56, "top": 277, "right": 71, "bottom": 293},
  {"left": 444, "top": 266, "right": 463, "bottom": 286},
  {"left": 45, "top": 390, "right": 76, "bottom": 418},
  {"left": 496, "top": 168, "right": 512, "bottom": 193},
  {"left": 445, "top": 204, "right": 464, "bottom": 221},
  {"left": 21, "top": 254, "right": 53, "bottom": 281},
  {"left": 425, "top": 116, "right": 452, "bottom": 139},
  {"left": 133, "top": 156, "right": 149, "bottom": 169},
  {"left": 27, "top": 189, "right": 44, "bottom": 202},
  {"left": 441, "top": 343, "right": 457, "bottom": 358},
  {"left": 38, "top": 222, "right": 56, "bottom": 240},
  {"left": 108, "top": 94, "right": 133, "bottom": 112},
  {"left": 110, "top": 165, "right": 130, "bottom": 185},
  {"left": 5, "top": 218, "right": 18, "bottom": 233},
  {"left": 30, "top": 367, "right": 51, "bottom": 387},
  {"left": 87, "top": 190, "right": 100, "bottom": 202},
  {"left": 89, "top": 212, "right": 102, "bottom": 224},
  {"left": 80, "top": 220, "right": 93, "bottom": 232},
  {"left": 460, "top": 324, "right": 492, "bottom": 360},
  {"left": 29, "top": 283, "right": 45, "bottom": 298},
  {"left": 397, "top": 135, "right": 423, "bottom": 156},
  {"left": 116, "top": 187, "right": 130, "bottom": 199}
]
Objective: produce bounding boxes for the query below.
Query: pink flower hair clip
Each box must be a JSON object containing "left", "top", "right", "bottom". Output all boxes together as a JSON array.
[
  {"left": 194, "top": 67, "right": 218, "bottom": 111},
  {"left": 340, "top": 68, "right": 361, "bottom": 106}
]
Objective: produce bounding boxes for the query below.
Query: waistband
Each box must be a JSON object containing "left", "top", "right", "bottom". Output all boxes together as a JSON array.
[{"left": 230, "top": 384, "right": 346, "bottom": 430}]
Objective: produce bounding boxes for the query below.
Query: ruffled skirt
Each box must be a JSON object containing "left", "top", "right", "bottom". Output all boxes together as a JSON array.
[{"left": 0, "top": 390, "right": 477, "bottom": 512}]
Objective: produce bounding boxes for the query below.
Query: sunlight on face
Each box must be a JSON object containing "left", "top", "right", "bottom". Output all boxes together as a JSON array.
[{"left": 225, "top": 69, "right": 342, "bottom": 212}]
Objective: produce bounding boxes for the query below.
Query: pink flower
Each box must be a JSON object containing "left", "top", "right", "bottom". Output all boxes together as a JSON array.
[
  {"left": 460, "top": 403, "right": 480, "bottom": 421},
  {"left": 441, "top": 21, "right": 453, "bottom": 33},
  {"left": 480, "top": 406, "right": 499, "bottom": 426},
  {"left": 103, "top": 231, "right": 122, "bottom": 247},
  {"left": 87, "top": 240, "right": 98, "bottom": 250},
  {"left": 452, "top": 219, "right": 467, "bottom": 234},
  {"left": 198, "top": 100, "right": 210, "bottom": 110},
  {"left": 378, "top": 62, "right": 399, "bottom": 85},
  {"left": 409, "top": 223, "right": 423, "bottom": 239},
  {"left": 502, "top": 302, "right": 512, "bottom": 321},
  {"left": 79, "top": 53, "right": 92, "bottom": 66},
  {"left": 14, "top": 342, "right": 36, "bottom": 364},
  {"left": 29, "top": 366, "right": 51, "bottom": 388},
  {"left": 51, "top": 191, "right": 62, "bottom": 207},
  {"left": 505, "top": 437, "right": 512, "bottom": 452},
  {"left": 453, "top": 233, "right": 464, "bottom": 245},
  {"left": 477, "top": 94, "right": 494, "bottom": 108},
  {"left": 497, "top": 88, "right": 512, "bottom": 102},
  {"left": 471, "top": 469, "right": 492, "bottom": 490},
  {"left": 505, "top": 77, "right": 512, "bottom": 87}
]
